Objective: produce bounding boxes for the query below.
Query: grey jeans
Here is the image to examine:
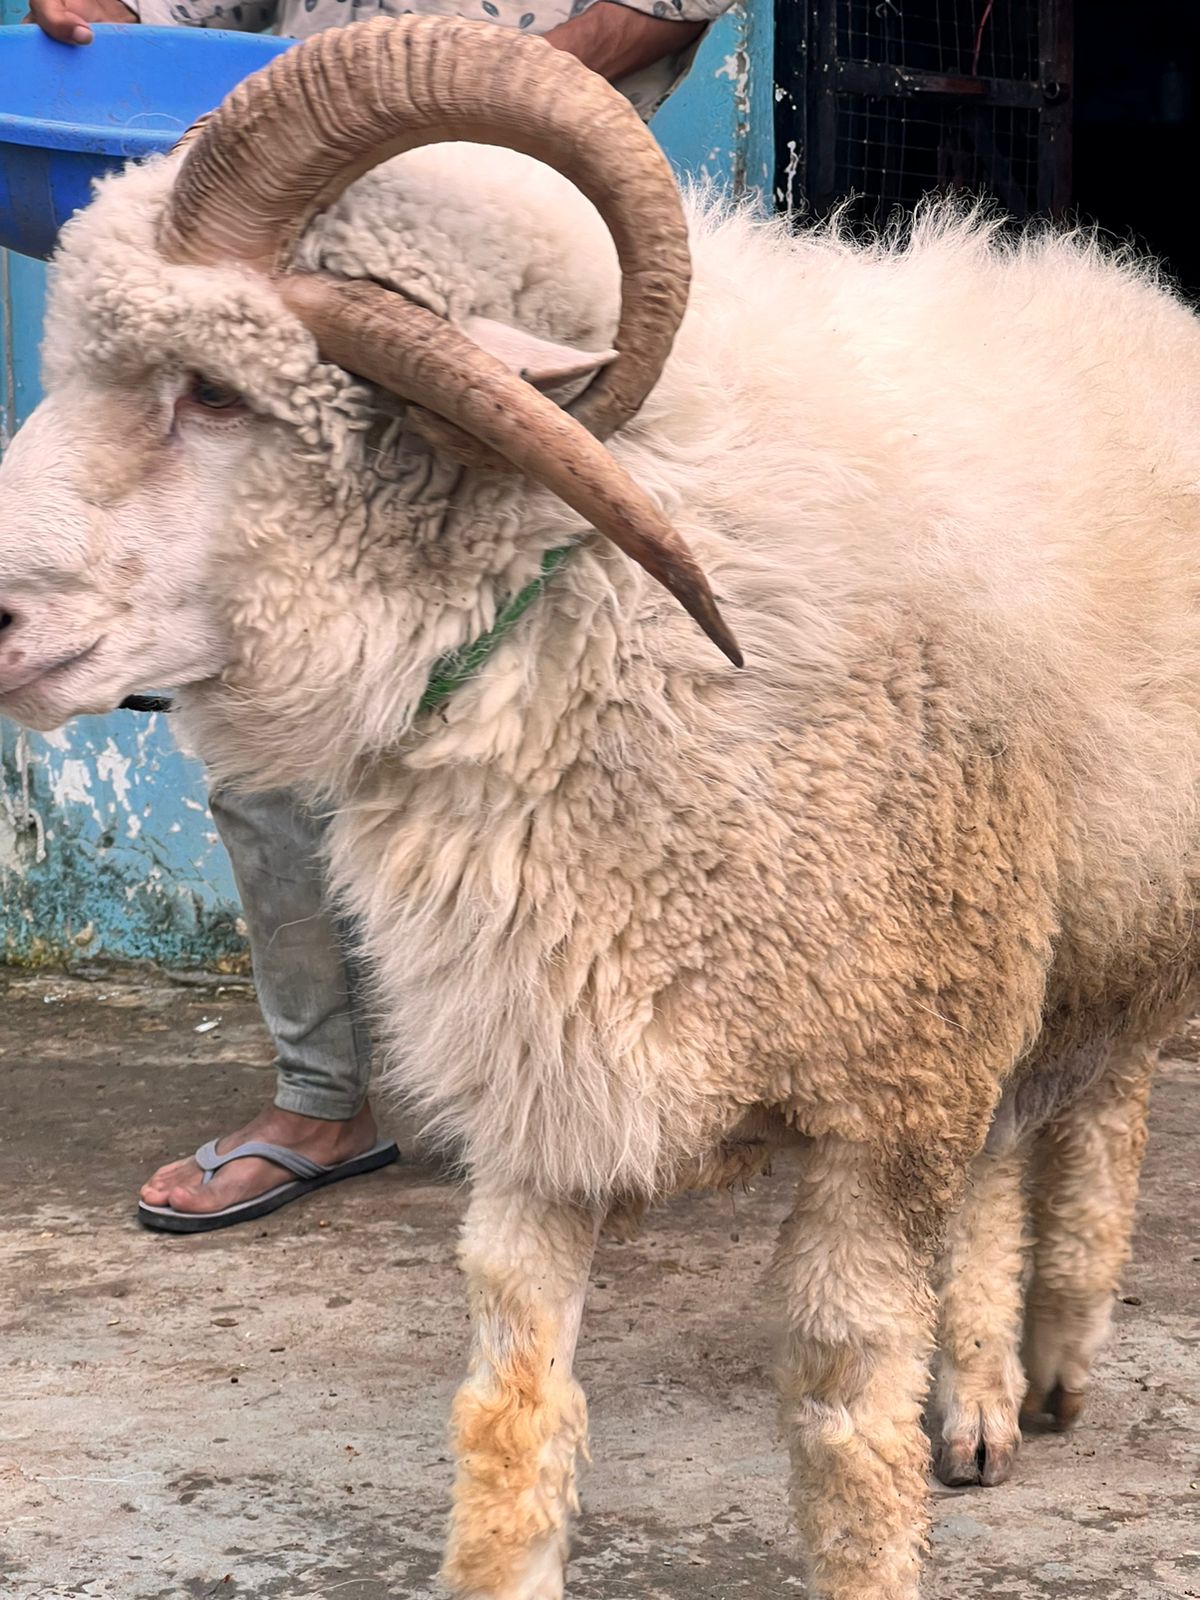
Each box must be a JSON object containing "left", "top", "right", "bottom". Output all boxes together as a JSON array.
[{"left": 209, "top": 786, "right": 373, "bottom": 1121}]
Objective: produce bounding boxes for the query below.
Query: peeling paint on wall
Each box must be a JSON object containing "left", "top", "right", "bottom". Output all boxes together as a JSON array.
[
  {"left": 655, "top": 0, "right": 775, "bottom": 199},
  {"left": 0, "top": 716, "right": 246, "bottom": 968},
  {"left": 715, "top": 45, "right": 751, "bottom": 192}
]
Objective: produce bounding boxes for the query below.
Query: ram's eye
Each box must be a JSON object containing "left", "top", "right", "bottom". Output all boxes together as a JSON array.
[{"left": 186, "top": 373, "right": 244, "bottom": 411}]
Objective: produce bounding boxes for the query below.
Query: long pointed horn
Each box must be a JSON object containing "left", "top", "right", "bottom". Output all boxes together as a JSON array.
[
  {"left": 280, "top": 274, "right": 742, "bottom": 669},
  {"left": 159, "top": 15, "right": 690, "bottom": 445}
]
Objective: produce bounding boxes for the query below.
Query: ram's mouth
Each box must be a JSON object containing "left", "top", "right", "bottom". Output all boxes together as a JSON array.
[{"left": 0, "top": 637, "right": 105, "bottom": 703}]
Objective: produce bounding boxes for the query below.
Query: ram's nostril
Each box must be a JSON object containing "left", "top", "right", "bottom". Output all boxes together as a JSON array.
[{"left": 0, "top": 610, "right": 14, "bottom": 635}]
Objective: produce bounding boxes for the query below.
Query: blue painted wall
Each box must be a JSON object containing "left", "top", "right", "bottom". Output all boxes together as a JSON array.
[
  {"left": 655, "top": 0, "right": 774, "bottom": 199},
  {"left": 0, "top": 0, "right": 773, "bottom": 967}
]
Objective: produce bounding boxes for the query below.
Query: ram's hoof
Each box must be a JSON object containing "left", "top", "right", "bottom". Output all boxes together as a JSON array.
[
  {"left": 934, "top": 1393, "right": 1022, "bottom": 1489},
  {"left": 1021, "top": 1380, "right": 1088, "bottom": 1435},
  {"left": 935, "top": 1435, "right": 1018, "bottom": 1489}
]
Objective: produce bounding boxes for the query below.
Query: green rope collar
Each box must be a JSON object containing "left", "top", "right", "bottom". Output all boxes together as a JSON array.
[
  {"left": 117, "top": 547, "right": 573, "bottom": 724},
  {"left": 416, "top": 545, "right": 573, "bottom": 717}
]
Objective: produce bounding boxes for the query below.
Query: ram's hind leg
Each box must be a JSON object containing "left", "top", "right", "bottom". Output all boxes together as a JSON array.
[
  {"left": 932, "top": 1147, "right": 1028, "bottom": 1487},
  {"left": 773, "top": 1136, "right": 958, "bottom": 1600},
  {"left": 443, "top": 1188, "right": 598, "bottom": 1600},
  {"left": 1021, "top": 1040, "right": 1155, "bottom": 1429}
]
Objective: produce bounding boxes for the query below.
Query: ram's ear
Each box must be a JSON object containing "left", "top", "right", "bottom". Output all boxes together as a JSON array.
[{"left": 460, "top": 316, "right": 616, "bottom": 390}]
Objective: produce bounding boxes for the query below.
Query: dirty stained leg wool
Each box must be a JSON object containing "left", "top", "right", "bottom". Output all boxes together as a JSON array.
[
  {"left": 443, "top": 1188, "right": 599, "bottom": 1600},
  {"left": 932, "top": 1147, "right": 1028, "bottom": 1488},
  {"left": 773, "top": 1136, "right": 951, "bottom": 1600},
  {"left": 1022, "top": 1041, "right": 1156, "bottom": 1426}
]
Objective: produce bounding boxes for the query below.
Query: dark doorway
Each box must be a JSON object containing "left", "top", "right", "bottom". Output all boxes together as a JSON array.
[
  {"left": 772, "top": 1, "right": 1200, "bottom": 299},
  {"left": 1073, "top": 0, "right": 1200, "bottom": 300}
]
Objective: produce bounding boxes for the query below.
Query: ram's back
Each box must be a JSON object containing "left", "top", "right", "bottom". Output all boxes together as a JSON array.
[{"left": 642, "top": 202, "right": 1200, "bottom": 912}]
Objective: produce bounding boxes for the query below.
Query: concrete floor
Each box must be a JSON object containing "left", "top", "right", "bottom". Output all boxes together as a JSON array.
[{"left": 0, "top": 968, "right": 1197, "bottom": 1600}]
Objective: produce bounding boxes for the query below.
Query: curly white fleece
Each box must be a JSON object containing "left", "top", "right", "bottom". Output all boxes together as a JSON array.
[{"left": 39, "top": 141, "right": 1200, "bottom": 1200}]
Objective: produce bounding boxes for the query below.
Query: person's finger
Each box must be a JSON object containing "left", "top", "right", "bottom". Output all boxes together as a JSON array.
[{"left": 26, "top": 0, "right": 95, "bottom": 40}]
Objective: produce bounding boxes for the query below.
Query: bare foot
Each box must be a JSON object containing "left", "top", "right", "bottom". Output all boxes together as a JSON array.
[{"left": 139, "top": 1100, "right": 380, "bottom": 1216}]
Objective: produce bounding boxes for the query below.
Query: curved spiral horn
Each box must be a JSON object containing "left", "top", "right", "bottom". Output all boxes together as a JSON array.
[{"left": 159, "top": 18, "right": 740, "bottom": 664}]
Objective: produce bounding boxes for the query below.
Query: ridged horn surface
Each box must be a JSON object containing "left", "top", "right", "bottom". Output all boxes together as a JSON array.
[
  {"left": 279, "top": 273, "right": 742, "bottom": 668},
  {"left": 160, "top": 15, "right": 691, "bottom": 443}
]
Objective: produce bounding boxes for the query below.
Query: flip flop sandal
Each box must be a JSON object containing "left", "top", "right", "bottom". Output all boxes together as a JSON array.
[{"left": 136, "top": 1136, "right": 400, "bottom": 1234}]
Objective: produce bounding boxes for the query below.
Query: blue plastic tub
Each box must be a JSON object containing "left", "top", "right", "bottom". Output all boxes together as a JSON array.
[{"left": 0, "top": 24, "right": 295, "bottom": 260}]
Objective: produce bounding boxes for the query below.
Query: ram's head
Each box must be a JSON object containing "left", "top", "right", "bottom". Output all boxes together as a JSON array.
[{"left": 0, "top": 17, "right": 738, "bottom": 737}]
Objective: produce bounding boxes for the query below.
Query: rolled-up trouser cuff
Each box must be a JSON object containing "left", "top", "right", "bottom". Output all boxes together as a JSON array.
[{"left": 273, "top": 1079, "right": 366, "bottom": 1122}]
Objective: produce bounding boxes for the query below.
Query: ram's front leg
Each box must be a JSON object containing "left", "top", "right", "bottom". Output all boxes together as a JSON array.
[
  {"left": 773, "top": 1136, "right": 957, "bottom": 1600},
  {"left": 443, "top": 1187, "right": 598, "bottom": 1600}
]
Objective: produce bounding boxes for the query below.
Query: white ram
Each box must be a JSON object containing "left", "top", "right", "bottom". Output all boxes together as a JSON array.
[{"left": 0, "top": 19, "right": 1189, "bottom": 1599}]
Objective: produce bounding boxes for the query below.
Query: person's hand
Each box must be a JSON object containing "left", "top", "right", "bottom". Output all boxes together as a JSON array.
[{"left": 24, "top": 0, "right": 137, "bottom": 46}]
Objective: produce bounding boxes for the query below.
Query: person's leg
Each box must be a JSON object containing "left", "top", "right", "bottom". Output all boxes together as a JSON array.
[{"left": 140, "top": 785, "right": 385, "bottom": 1217}]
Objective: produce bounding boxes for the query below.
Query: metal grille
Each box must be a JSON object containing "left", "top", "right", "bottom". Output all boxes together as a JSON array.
[
  {"left": 833, "top": 96, "right": 1042, "bottom": 220},
  {"left": 836, "top": 0, "right": 1040, "bottom": 82},
  {"left": 775, "top": 0, "right": 1072, "bottom": 226}
]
